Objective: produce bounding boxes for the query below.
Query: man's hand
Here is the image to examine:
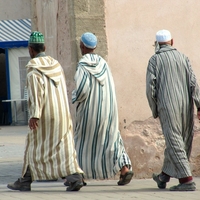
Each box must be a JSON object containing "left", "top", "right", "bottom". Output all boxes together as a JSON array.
[{"left": 29, "top": 118, "right": 39, "bottom": 130}]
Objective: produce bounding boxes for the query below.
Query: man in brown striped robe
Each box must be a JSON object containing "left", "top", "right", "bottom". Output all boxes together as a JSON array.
[
  {"left": 7, "top": 31, "right": 84, "bottom": 192},
  {"left": 146, "top": 29, "right": 200, "bottom": 191}
]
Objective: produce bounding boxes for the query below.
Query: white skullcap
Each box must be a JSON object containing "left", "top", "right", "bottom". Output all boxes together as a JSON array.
[{"left": 156, "top": 30, "right": 172, "bottom": 42}]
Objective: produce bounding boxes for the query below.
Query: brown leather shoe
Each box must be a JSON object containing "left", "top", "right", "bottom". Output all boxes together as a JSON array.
[{"left": 7, "top": 178, "right": 31, "bottom": 191}]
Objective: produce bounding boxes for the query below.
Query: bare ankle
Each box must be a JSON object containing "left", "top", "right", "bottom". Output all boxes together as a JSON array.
[{"left": 120, "top": 166, "right": 129, "bottom": 175}]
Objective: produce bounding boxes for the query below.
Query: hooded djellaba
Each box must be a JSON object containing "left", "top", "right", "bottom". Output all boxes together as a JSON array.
[
  {"left": 69, "top": 32, "right": 133, "bottom": 186},
  {"left": 7, "top": 31, "right": 84, "bottom": 192},
  {"left": 24, "top": 31, "right": 83, "bottom": 181}
]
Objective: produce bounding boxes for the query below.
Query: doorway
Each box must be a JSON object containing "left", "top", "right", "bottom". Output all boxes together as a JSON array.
[{"left": 0, "top": 48, "right": 9, "bottom": 125}]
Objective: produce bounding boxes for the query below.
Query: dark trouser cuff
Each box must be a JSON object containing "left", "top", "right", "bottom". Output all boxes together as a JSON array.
[
  {"left": 65, "top": 173, "right": 82, "bottom": 183},
  {"left": 179, "top": 176, "right": 193, "bottom": 184},
  {"left": 160, "top": 171, "right": 170, "bottom": 182},
  {"left": 22, "top": 166, "right": 32, "bottom": 183}
]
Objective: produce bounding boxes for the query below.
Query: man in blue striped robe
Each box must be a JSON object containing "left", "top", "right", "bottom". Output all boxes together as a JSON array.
[
  {"left": 69, "top": 32, "right": 133, "bottom": 185},
  {"left": 146, "top": 29, "right": 200, "bottom": 191}
]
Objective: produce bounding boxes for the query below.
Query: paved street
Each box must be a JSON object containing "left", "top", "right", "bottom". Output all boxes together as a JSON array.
[{"left": 0, "top": 126, "right": 200, "bottom": 200}]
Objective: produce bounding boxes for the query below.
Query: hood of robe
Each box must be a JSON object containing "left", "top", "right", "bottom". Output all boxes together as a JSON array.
[
  {"left": 26, "top": 56, "right": 61, "bottom": 87},
  {"left": 79, "top": 54, "right": 107, "bottom": 86}
]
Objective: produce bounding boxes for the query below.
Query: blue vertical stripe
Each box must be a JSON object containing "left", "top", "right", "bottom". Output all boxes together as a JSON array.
[{"left": 91, "top": 83, "right": 102, "bottom": 178}]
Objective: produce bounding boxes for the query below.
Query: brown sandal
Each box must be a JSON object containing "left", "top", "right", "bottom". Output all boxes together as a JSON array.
[{"left": 117, "top": 171, "right": 133, "bottom": 185}]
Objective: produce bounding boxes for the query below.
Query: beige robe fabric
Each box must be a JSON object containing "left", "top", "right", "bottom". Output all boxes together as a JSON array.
[{"left": 22, "top": 55, "right": 83, "bottom": 181}]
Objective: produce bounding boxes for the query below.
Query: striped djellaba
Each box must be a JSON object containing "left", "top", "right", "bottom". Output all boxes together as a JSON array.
[
  {"left": 72, "top": 53, "right": 132, "bottom": 179},
  {"left": 146, "top": 45, "right": 200, "bottom": 178},
  {"left": 22, "top": 55, "right": 83, "bottom": 181}
]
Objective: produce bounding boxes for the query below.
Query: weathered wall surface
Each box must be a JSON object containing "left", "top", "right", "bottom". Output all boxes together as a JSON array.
[
  {"left": 72, "top": 0, "right": 107, "bottom": 60},
  {"left": 123, "top": 117, "right": 200, "bottom": 178},
  {"left": 31, "top": 0, "right": 60, "bottom": 60}
]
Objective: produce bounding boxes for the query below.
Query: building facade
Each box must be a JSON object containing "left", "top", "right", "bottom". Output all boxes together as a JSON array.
[{"left": 1, "top": 0, "right": 200, "bottom": 178}]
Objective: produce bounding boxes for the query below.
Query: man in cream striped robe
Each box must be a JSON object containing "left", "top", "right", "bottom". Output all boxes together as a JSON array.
[
  {"left": 7, "top": 31, "right": 83, "bottom": 192},
  {"left": 69, "top": 32, "right": 133, "bottom": 185},
  {"left": 146, "top": 30, "right": 200, "bottom": 191}
]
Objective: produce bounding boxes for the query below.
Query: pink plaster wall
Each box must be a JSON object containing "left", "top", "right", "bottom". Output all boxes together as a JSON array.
[{"left": 105, "top": 0, "right": 200, "bottom": 129}]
